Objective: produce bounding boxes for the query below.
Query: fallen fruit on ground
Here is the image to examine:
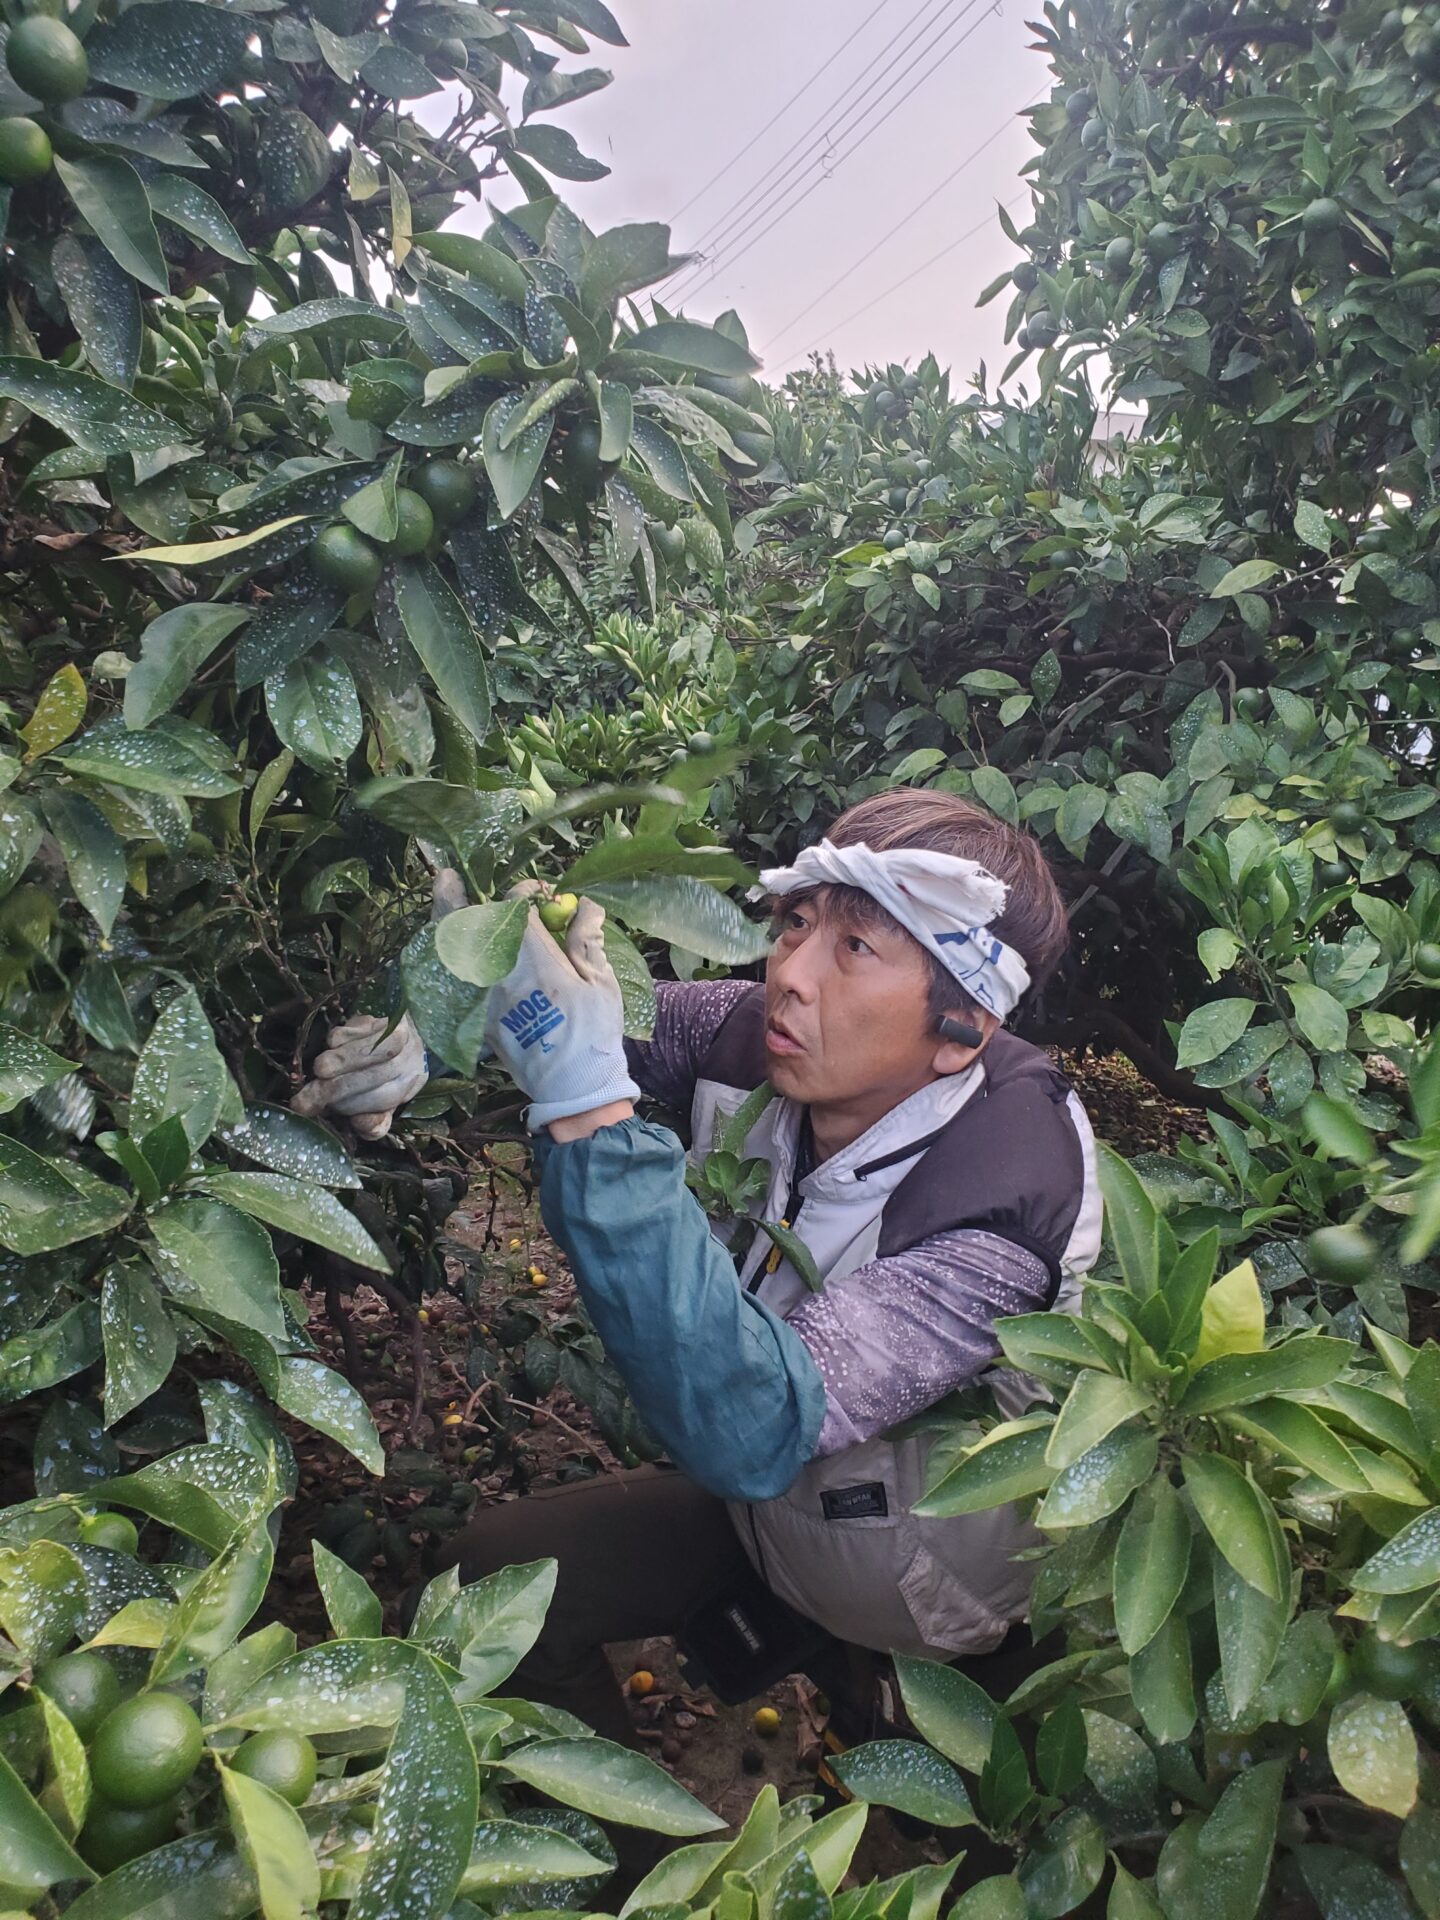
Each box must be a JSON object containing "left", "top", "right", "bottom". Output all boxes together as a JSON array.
[
  {"left": 628, "top": 1669, "right": 655, "bottom": 1696},
  {"left": 754, "top": 1706, "right": 781, "bottom": 1736}
]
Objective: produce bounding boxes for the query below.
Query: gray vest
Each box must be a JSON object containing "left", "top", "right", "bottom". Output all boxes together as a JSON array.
[{"left": 690, "top": 986, "right": 1101, "bottom": 1658}]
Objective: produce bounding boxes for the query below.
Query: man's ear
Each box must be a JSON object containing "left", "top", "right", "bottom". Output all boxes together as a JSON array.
[{"left": 933, "top": 1007, "right": 1000, "bottom": 1076}]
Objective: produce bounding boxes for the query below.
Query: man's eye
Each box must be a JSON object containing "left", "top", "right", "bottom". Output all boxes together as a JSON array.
[{"left": 845, "top": 935, "right": 873, "bottom": 957}]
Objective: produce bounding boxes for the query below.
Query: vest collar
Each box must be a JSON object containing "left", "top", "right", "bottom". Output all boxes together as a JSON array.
[{"left": 767, "top": 1062, "right": 988, "bottom": 1207}]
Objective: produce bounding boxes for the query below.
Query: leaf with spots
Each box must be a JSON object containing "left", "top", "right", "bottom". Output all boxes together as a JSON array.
[
  {"left": 55, "top": 155, "right": 169, "bottom": 296},
  {"left": 0, "top": 358, "right": 180, "bottom": 454},
  {"left": 87, "top": 2, "right": 247, "bottom": 97},
  {"left": 100, "top": 1261, "right": 175, "bottom": 1426},
  {"left": 146, "top": 174, "right": 253, "bottom": 267},
  {"left": 1328, "top": 1693, "right": 1418, "bottom": 1818},
  {"left": 829, "top": 1741, "right": 974, "bottom": 1828}
]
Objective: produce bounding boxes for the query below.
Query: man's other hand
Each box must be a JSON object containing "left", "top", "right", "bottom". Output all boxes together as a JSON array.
[{"left": 291, "top": 1014, "right": 428, "bottom": 1141}]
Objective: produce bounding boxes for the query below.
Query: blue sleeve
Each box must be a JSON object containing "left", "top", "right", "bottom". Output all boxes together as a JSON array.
[{"left": 534, "top": 1117, "right": 827, "bottom": 1501}]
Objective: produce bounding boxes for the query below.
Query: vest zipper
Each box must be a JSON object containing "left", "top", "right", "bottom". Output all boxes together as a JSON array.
[{"left": 851, "top": 1121, "right": 951, "bottom": 1181}]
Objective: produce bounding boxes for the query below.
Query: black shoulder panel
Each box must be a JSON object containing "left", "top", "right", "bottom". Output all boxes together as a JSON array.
[
  {"left": 876, "top": 1031, "right": 1084, "bottom": 1275},
  {"left": 697, "top": 981, "right": 768, "bottom": 1092}
]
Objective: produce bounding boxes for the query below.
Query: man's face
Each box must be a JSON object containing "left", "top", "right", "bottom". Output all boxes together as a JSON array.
[{"left": 763, "top": 887, "right": 943, "bottom": 1113}]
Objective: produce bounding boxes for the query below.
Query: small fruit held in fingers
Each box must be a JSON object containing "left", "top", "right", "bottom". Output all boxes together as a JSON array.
[
  {"left": 311, "top": 524, "right": 382, "bottom": 595},
  {"left": 6, "top": 16, "right": 88, "bottom": 104},
  {"left": 0, "top": 116, "right": 51, "bottom": 183},
  {"left": 753, "top": 1706, "right": 781, "bottom": 1736},
  {"left": 628, "top": 1669, "right": 655, "bottom": 1697},
  {"left": 229, "top": 1729, "right": 317, "bottom": 1806},
  {"left": 1306, "top": 1224, "right": 1376, "bottom": 1286},
  {"left": 539, "top": 892, "right": 579, "bottom": 933}
]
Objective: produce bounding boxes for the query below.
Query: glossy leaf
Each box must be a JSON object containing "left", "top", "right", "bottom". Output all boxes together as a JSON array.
[
  {"left": 100, "top": 1263, "right": 176, "bottom": 1426},
  {"left": 434, "top": 898, "right": 530, "bottom": 988},
  {"left": 1183, "top": 1454, "right": 1286, "bottom": 1601},
  {"left": 352, "top": 1653, "right": 477, "bottom": 1920},
  {"left": 585, "top": 874, "right": 770, "bottom": 964},
  {"left": 392, "top": 558, "right": 491, "bottom": 747},
  {"left": 500, "top": 1735, "right": 725, "bottom": 1835},
  {"left": 149, "top": 1197, "right": 288, "bottom": 1342},
  {"left": 0, "top": 1751, "right": 91, "bottom": 1892},
  {"left": 198, "top": 1172, "right": 388, "bottom": 1271},
  {"left": 221, "top": 1766, "right": 318, "bottom": 1920},
  {"left": 55, "top": 155, "right": 169, "bottom": 295},
  {"left": 892, "top": 1653, "right": 997, "bottom": 1772},
  {"left": 125, "top": 604, "right": 250, "bottom": 729},
  {"left": 1113, "top": 1474, "right": 1190, "bottom": 1655},
  {"left": 1045, "top": 1371, "right": 1153, "bottom": 1472},
  {"left": 312, "top": 1540, "right": 383, "bottom": 1639},
  {"left": 1329, "top": 1693, "right": 1418, "bottom": 1818},
  {"left": 1035, "top": 1426, "right": 1158, "bottom": 1530}
]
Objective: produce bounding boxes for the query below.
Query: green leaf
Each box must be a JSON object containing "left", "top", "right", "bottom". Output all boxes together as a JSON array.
[
  {"left": 36, "top": 1687, "right": 90, "bottom": 1836},
  {"left": 512, "top": 123, "right": 611, "bottom": 181},
  {"left": 913, "top": 1420, "right": 1055, "bottom": 1517},
  {"left": 0, "top": 357, "right": 180, "bottom": 454},
  {"left": 829, "top": 1741, "right": 974, "bottom": 1828},
  {"left": 63, "top": 1829, "right": 253, "bottom": 1920},
  {"left": 1096, "top": 1143, "right": 1161, "bottom": 1297},
  {"left": 87, "top": 1, "right": 246, "bottom": 96},
  {"left": 275, "top": 1358, "right": 384, "bottom": 1475},
  {"left": 151, "top": 1494, "right": 276, "bottom": 1682},
  {"left": 1294, "top": 500, "right": 1331, "bottom": 554},
  {"left": 1223, "top": 1397, "right": 1369, "bottom": 1493},
  {"left": 1176, "top": 998, "right": 1255, "bottom": 1068},
  {"left": 223, "top": 1637, "right": 420, "bottom": 1734},
  {"left": 312, "top": 1540, "right": 383, "bottom": 1639},
  {"left": 248, "top": 297, "right": 403, "bottom": 347},
  {"left": 1113, "top": 1475, "right": 1190, "bottom": 1655},
  {"left": 561, "top": 833, "right": 754, "bottom": 890},
  {"left": 352, "top": 1653, "right": 477, "bottom": 1920},
  {"left": 52, "top": 233, "right": 142, "bottom": 389},
  {"left": 124, "top": 517, "right": 308, "bottom": 570},
  {"left": 218, "top": 1105, "right": 359, "bottom": 1188},
  {"left": 1183, "top": 1454, "right": 1286, "bottom": 1601},
  {"left": 584, "top": 875, "right": 769, "bottom": 964},
  {"left": 342, "top": 467, "right": 399, "bottom": 544},
  {"left": 1301, "top": 1092, "right": 1375, "bottom": 1164},
  {"left": 1036, "top": 1426, "right": 1158, "bottom": 1529},
  {"left": 400, "top": 923, "right": 487, "bottom": 1075},
  {"left": 132, "top": 986, "right": 233, "bottom": 1149},
  {"left": 1155, "top": 1763, "right": 1282, "bottom": 1920},
  {"left": 221, "top": 1767, "right": 318, "bottom": 1920},
  {"left": 604, "top": 922, "right": 656, "bottom": 1038},
  {"left": 1046, "top": 1370, "right": 1153, "bottom": 1472},
  {"left": 460, "top": 1820, "right": 613, "bottom": 1894},
  {"left": 434, "top": 897, "right": 530, "bottom": 988},
  {"left": 0, "top": 1139, "right": 130, "bottom": 1256},
  {"left": 392, "top": 558, "right": 491, "bottom": 747},
  {"left": 1402, "top": 1805, "right": 1440, "bottom": 1919},
  {"left": 1130, "top": 1609, "right": 1196, "bottom": 1744},
  {"left": 1081, "top": 1710, "right": 1157, "bottom": 1815},
  {"left": 1288, "top": 982, "right": 1349, "bottom": 1053},
  {"left": 1328, "top": 1693, "right": 1418, "bottom": 1818},
  {"left": 501, "top": 1735, "right": 724, "bottom": 1835},
  {"left": 482, "top": 391, "right": 553, "bottom": 521},
  {"left": 1209, "top": 559, "right": 1281, "bottom": 596},
  {"left": 42, "top": 789, "right": 125, "bottom": 936},
  {"left": 55, "top": 154, "right": 169, "bottom": 295},
  {"left": 266, "top": 649, "right": 362, "bottom": 769},
  {"left": 125, "top": 604, "right": 249, "bottom": 728},
  {"left": 100, "top": 1263, "right": 176, "bottom": 1426},
  {"left": 1194, "top": 1260, "right": 1265, "bottom": 1365},
  {"left": 1018, "top": 1809, "right": 1106, "bottom": 1920},
  {"left": 0, "top": 1025, "right": 74, "bottom": 1116},
  {"left": 892, "top": 1653, "right": 996, "bottom": 1772},
  {"left": 146, "top": 174, "right": 252, "bottom": 266},
  {"left": 21, "top": 662, "right": 86, "bottom": 761},
  {"left": 0, "top": 1751, "right": 91, "bottom": 1892},
  {"left": 55, "top": 719, "right": 240, "bottom": 798},
  {"left": 623, "top": 321, "right": 760, "bottom": 376},
  {"left": 417, "top": 1559, "right": 556, "bottom": 1699},
  {"left": 149, "top": 1197, "right": 288, "bottom": 1343},
  {"left": 1352, "top": 1506, "right": 1440, "bottom": 1594},
  {"left": 952, "top": 1877, "right": 1027, "bottom": 1920},
  {"left": 1179, "top": 1335, "right": 1351, "bottom": 1415},
  {"left": 1034, "top": 1697, "right": 1087, "bottom": 1798},
  {"left": 198, "top": 1172, "right": 389, "bottom": 1272}
]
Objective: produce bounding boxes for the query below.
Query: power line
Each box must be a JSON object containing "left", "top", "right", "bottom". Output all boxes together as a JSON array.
[
  {"left": 668, "top": 0, "right": 997, "bottom": 311},
  {"left": 666, "top": 1, "right": 897, "bottom": 228},
  {"left": 760, "top": 92, "right": 1039, "bottom": 356},
  {"left": 787, "top": 190, "right": 1031, "bottom": 362},
  {"left": 657, "top": 0, "right": 959, "bottom": 303}
]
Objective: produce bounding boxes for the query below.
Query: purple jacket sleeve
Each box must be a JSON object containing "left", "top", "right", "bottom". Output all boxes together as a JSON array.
[
  {"left": 623, "top": 978, "right": 755, "bottom": 1110},
  {"left": 785, "top": 1229, "right": 1054, "bottom": 1456}
]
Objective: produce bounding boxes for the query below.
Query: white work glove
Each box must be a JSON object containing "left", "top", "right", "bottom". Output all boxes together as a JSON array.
[
  {"left": 291, "top": 867, "right": 466, "bottom": 1141},
  {"left": 484, "top": 894, "right": 640, "bottom": 1130}
]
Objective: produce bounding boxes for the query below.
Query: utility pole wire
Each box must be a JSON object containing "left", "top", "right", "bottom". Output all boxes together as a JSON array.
[
  {"left": 790, "top": 190, "right": 1031, "bottom": 361},
  {"left": 665, "top": 0, "right": 897, "bottom": 228},
  {"left": 656, "top": 0, "right": 963, "bottom": 302},
  {"left": 760, "top": 92, "right": 1040, "bottom": 356},
  {"left": 665, "top": 0, "right": 998, "bottom": 312}
]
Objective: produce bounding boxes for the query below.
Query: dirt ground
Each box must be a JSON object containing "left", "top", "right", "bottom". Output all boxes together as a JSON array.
[{"left": 264, "top": 1051, "right": 1202, "bottom": 1858}]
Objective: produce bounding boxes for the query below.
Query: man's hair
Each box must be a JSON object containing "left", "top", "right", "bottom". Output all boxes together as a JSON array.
[{"left": 775, "top": 788, "right": 1069, "bottom": 1022}]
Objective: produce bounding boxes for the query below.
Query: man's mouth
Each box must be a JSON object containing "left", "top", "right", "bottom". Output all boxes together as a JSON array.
[{"left": 765, "top": 1018, "right": 805, "bottom": 1056}]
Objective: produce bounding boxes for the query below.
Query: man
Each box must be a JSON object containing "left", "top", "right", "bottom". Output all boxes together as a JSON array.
[{"left": 297, "top": 790, "right": 1100, "bottom": 1743}]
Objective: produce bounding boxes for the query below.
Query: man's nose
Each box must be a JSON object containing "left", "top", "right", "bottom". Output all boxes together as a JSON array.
[{"left": 769, "top": 935, "right": 824, "bottom": 1001}]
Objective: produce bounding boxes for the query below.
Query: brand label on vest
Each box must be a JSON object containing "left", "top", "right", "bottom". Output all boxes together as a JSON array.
[
  {"left": 499, "top": 989, "right": 565, "bottom": 1054},
  {"left": 820, "top": 1482, "right": 888, "bottom": 1521}
]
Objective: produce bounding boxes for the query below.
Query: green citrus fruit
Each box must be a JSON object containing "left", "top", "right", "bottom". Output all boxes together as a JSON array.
[
  {"left": 1144, "top": 220, "right": 1183, "bottom": 263},
  {"left": 1104, "top": 236, "right": 1135, "bottom": 280},
  {"left": 384, "top": 489, "right": 434, "bottom": 556},
  {"left": 1234, "top": 687, "right": 1265, "bottom": 719},
  {"left": 1080, "top": 115, "right": 1107, "bottom": 149},
  {"left": 1303, "top": 197, "right": 1343, "bottom": 239},
  {"left": 0, "top": 115, "right": 50, "bottom": 183},
  {"left": 431, "top": 34, "right": 467, "bottom": 69},
  {"left": 1351, "top": 1632, "right": 1439, "bottom": 1701},
  {"left": 91, "top": 1693, "right": 204, "bottom": 1808},
  {"left": 34, "top": 1651, "right": 120, "bottom": 1743},
  {"left": 650, "top": 521, "right": 686, "bottom": 564},
  {"left": 561, "top": 418, "right": 605, "bottom": 498},
  {"left": 1012, "top": 261, "right": 1039, "bottom": 293},
  {"left": 888, "top": 485, "right": 909, "bottom": 510},
  {"left": 1306, "top": 1224, "right": 1376, "bottom": 1286},
  {"left": 1322, "top": 1644, "right": 1351, "bottom": 1706},
  {"left": 1317, "top": 861, "right": 1350, "bottom": 889},
  {"left": 229, "top": 1729, "right": 317, "bottom": 1806},
  {"left": 686, "top": 731, "right": 715, "bottom": 755},
  {"left": 1329, "top": 799, "right": 1366, "bottom": 835},
  {"left": 311, "top": 523, "right": 382, "bottom": 595},
  {"left": 6, "top": 16, "right": 88, "bottom": 103},
  {"left": 410, "top": 457, "right": 477, "bottom": 527},
  {"left": 1065, "top": 85, "right": 1096, "bottom": 121},
  {"left": 537, "top": 893, "right": 579, "bottom": 935},
  {"left": 882, "top": 527, "right": 906, "bottom": 550},
  {"left": 78, "top": 1795, "right": 180, "bottom": 1873},
  {"left": 872, "top": 387, "right": 898, "bottom": 415},
  {"left": 1026, "top": 309, "right": 1060, "bottom": 346},
  {"left": 79, "top": 1511, "right": 139, "bottom": 1553},
  {"left": 1415, "top": 942, "right": 1440, "bottom": 982}
]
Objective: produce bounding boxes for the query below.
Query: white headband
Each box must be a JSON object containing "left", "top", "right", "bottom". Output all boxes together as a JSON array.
[{"left": 755, "top": 838, "right": 1032, "bottom": 1019}]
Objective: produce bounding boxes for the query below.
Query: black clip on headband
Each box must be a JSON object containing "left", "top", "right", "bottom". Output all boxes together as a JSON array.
[{"left": 937, "top": 1015, "right": 984, "bottom": 1049}]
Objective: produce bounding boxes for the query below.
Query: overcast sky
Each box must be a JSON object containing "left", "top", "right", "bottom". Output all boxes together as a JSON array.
[{"left": 492, "top": 0, "right": 1050, "bottom": 389}]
